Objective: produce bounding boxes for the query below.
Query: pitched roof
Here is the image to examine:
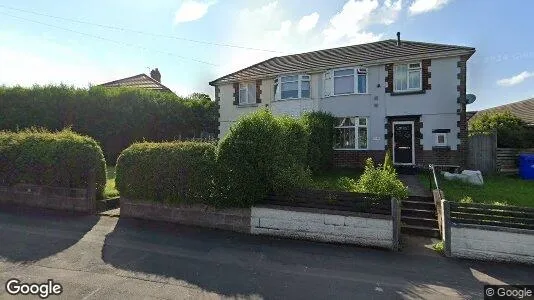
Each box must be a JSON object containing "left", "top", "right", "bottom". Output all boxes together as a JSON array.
[
  {"left": 98, "top": 74, "right": 173, "bottom": 93},
  {"left": 471, "top": 98, "right": 534, "bottom": 125},
  {"left": 210, "top": 39, "right": 475, "bottom": 85}
]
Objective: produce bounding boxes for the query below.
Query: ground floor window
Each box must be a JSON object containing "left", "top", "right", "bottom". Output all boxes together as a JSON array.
[{"left": 334, "top": 117, "right": 368, "bottom": 149}]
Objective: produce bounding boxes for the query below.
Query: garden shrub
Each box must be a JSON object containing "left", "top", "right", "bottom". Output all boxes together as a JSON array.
[
  {"left": 0, "top": 85, "right": 218, "bottom": 163},
  {"left": 355, "top": 158, "right": 408, "bottom": 199},
  {"left": 302, "top": 111, "right": 336, "bottom": 173},
  {"left": 0, "top": 128, "right": 106, "bottom": 199},
  {"left": 115, "top": 141, "right": 216, "bottom": 204},
  {"left": 469, "top": 111, "right": 534, "bottom": 148},
  {"left": 216, "top": 110, "right": 311, "bottom": 207}
]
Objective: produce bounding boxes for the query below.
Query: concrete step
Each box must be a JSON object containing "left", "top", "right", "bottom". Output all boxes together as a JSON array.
[
  {"left": 401, "top": 225, "right": 440, "bottom": 238},
  {"left": 401, "top": 208, "right": 436, "bottom": 219},
  {"left": 402, "top": 216, "right": 438, "bottom": 228},
  {"left": 406, "top": 196, "right": 434, "bottom": 203},
  {"left": 401, "top": 200, "right": 435, "bottom": 210}
]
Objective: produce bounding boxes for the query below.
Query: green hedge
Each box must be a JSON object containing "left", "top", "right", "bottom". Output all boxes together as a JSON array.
[
  {"left": 0, "top": 85, "right": 218, "bottom": 163},
  {"left": 0, "top": 128, "right": 106, "bottom": 199},
  {"left": 302, "top": 111, "right": 336, "bottom": 173},
  {"left": 116, "top": 141, "right": 216, "bottom": 204},
  {"left": 216, "top": 110, "right": 310, "bottom": 207}
]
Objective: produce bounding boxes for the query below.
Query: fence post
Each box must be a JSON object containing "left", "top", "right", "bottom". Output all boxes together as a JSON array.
[
  {"left": 442, "top": 199, "right": 451, "bottom": 257},
  {"left": 391, "top": 197, "right": 400, "bottom": 251}
]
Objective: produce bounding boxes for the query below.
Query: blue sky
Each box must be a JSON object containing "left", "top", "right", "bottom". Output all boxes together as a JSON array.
[{"left": 0, "top": 0, "right": 532, "bottom": 110}]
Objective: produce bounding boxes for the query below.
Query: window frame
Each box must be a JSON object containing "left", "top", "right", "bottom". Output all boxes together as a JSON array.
[
  {"left": 435, "top": 132, "right": 448, "bottom": 146},
  {"left": 334, "top": 117, "right": 369, "bottom": 150},
  {"left": 276, "top": 74, "right": 311, "bottom": 100},
  {"left": 393, "top": 62, "right": 422, "bottom": 93},
  {"left": 332, "top": 67, "right": 368, "bottom": 96},
  {"left": 238, "top": 82, "right": 255, "bottom": 105}
]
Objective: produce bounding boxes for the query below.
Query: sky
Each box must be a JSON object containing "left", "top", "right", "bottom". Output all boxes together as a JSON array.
[{"left": 0, "top": 0, "right": 532, "bottom": 110}]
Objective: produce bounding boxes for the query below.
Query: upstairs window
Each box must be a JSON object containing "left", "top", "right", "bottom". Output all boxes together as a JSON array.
[
  {"left": 327, "top": 67, "right": 367, "bottom": 96},
  {"left": 394, "top": 62, "right": 421, "bottom": 92},
  {"left": 239, "top": 83, "right": 256, "bottom": 105},
  {"left": 275, "top": 75, "right": 311, "bottom": 100}
]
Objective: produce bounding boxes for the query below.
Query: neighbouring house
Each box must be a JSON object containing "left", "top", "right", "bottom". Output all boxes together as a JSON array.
[
  {"left": 209, "top": 33, "right": 476, "bottom": 168},
  {"left": 98, "top": 68, "right": 175, "bottom": 94},
  {"left": 470, "top": 98, "right": 534, "bottom": 126}
]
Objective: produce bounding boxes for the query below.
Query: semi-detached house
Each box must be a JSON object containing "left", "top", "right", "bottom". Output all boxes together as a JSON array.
[{"left": 209, "top": 34, "right": 476, "bottom": 168}]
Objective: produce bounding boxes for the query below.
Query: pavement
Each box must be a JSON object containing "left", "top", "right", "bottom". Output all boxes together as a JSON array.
[{"left": 0, "top": 208, "right": 532, "bottom": 300}]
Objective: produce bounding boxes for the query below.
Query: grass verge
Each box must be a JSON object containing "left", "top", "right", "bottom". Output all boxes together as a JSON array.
[{"left": 104, "top": 166, "right": 119, "bottom": 198}]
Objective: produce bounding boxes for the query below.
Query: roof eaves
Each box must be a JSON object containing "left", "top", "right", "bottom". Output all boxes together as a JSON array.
[{"left": 209, "top": 57, "right": 277, "bottom": 86}]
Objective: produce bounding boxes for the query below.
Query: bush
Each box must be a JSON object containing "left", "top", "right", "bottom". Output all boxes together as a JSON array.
[
  {"left": 0, "top": 85, "right": 218, "bottom": 163},
  {"left": 0, "top": 128, "right": 106, "bottom": 199},
  {"left": 355, "top": 158, "right": 408, "bottom": 199},
  {"left": 116, "top": 141, "right": 216, "bottom": 204},
  {"left": 469, "top": 111, "right": 533, "bottom": 148},
  {"left": 302, "top": 111, "right": 336, "bottom": 173},
  {"left": 216, "top": 110, "right": 311, "bottom": 207}
]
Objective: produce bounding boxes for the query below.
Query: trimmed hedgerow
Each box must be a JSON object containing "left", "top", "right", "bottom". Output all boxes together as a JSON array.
[
  {"left": 116, "top": 141, "right": 216, "bottom": 204},
  {"left": 0, "top": 85, "right": 218, "bottom": 163},
  {"left": 215, "top": 110, "right": 311, "bottom": 207},
  {"left": 302, "top": 111, "right": 336, "bottom": 173},
  {"left": 0, "top": 128, "right": 106, "bottom": 199}
]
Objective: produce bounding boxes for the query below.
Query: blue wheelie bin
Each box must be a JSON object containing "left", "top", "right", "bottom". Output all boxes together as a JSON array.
[{"left": 519, "top": 154, "right": 534, "bottom": 180}]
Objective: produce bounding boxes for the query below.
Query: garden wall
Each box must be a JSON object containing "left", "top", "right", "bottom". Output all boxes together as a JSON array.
[
  {"left": 443, "top": 201, "right": 534, "bottom": 264},
  {"left": 251, "top": 205, "right": 397, "bottom": 249},
  {"left": 0, "top": 183, "right": 96, "bottom": 213},
  {"left": 120, "top": 198, "right": 250, "bottom": 233}
]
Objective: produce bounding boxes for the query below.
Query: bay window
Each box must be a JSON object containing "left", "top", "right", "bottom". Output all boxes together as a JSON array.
[
  {"left": 394, "top": 62, "right": 421, "bottom": 92},
  {"left": 334, "top": 117, "right": 368, "bottom": 150},
  {"left": 275, "top": 75, "right": 311, "bottom": 100}
]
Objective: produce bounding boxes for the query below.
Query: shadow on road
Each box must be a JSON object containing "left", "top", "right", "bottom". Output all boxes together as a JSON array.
[
  {"left": 102, "top": 218, "right": 534, "bottom": 299},
  {"left": 0, "top": 205, "right": 99, "bottom": 262}
]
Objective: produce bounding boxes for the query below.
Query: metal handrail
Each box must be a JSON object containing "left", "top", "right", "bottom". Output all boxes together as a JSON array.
[{"left": 428, "top": 164, "right": 440, "bottom": 191}]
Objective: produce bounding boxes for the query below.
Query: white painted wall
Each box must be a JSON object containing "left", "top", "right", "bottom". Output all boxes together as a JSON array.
[
  {"left": 217, "top": 56, "right": 463, "bottom": 150},
  {"left": 450, "top": 225, "right": 534, "bottom": 264},
  {"left": 251, "top": 207, "right": 394, "bottom": 249}
]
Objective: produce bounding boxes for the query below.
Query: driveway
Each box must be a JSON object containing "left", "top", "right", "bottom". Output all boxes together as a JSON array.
[{"left": 0, "top": 209, "right": 531, "bottom": 299}]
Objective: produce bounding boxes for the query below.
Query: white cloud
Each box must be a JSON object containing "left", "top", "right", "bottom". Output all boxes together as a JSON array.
[
  {"left": 323, "top": 0, "right": 401, "bottom": 45},
  {"left": 217, "top": 0, "right": 405, "bottom": 78},
  {"left": 409, "top": 0, "right": 450, "bottom": 15},
  {"left": 496, "top": 71, "right": 534, "bottom": 87},
  {"left": 174, "top": 0, "right": 214, "bottom": 24},
  {"left": 297, "top": 12, "right": 320, "bottom": 33}
]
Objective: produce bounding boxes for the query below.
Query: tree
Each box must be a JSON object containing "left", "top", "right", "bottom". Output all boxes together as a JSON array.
[{"left": 469, "top": 111, "right": 531, "bottom": 147}]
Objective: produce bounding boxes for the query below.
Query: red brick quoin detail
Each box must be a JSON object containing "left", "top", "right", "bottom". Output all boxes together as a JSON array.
[
  {"left": 422, "top": 59, "right": 431, "bottom": 90},
  {"left": 385, "top": 64, "right": 393, "bottom": 93},
  {"left": 457, "top": 55, "right": 468, "bottom": 168}
]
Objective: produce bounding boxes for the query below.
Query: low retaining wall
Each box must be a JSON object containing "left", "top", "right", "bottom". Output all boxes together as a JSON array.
[
  {"left": 449, "top": 224, "right": 534, "bottom": 264},
  {"left": 120, "top": 198, "right": 251, "bottom": 233},
  {"left": 442, "top": 201, "right": 534, "bottom": 264},
  {"left": 251, "top": 201, "right": 399, "bottom": 250},
  {"left": 0, "top": 184, "right": 96, "bottom": 213}
]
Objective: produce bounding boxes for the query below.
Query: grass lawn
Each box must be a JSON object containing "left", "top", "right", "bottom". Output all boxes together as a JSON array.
[
  {"left": 311, "top": 168, "right": 361, "bottom": 191},
  {"left": 419, "top": 173, "right": 534, "bottom": 207},
  {"left": 104, "top": 166, "right": 119, "bottom": 198}
]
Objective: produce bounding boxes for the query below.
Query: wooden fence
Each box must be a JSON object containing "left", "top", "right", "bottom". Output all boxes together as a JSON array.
[
  {"left": 497, "top": 148, "right": 534, "bottom": 173},
  {"left": 467, "top": 132, "right": 497, "bottom": 173},
  {"left": 449, "top": 201, "right": 534, "bottom": 230},
  {"left": 264, "top": 189, "right": 392, "bottom": 215}
]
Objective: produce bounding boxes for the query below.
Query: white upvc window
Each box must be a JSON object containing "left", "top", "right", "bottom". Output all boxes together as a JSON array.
[
  {"left": 435, "top": 133, "right": 447, "bottom": 146},
  {"left": 334, "top": 117, "right": 368, "bottom": 150},
  {"left": 394, "top": 62, "right": 422, "bottom": 92},
  {"left": 324, "top": 67, "right": 367, "bottom": 97},
  {"left": 274, "top": 74, "right": 310, "bottom": 100},
  {"left": 239, "top": 82, "right": 256, "bottom": 105}
]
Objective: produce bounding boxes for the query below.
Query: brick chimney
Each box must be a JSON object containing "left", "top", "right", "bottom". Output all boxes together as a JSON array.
[{"left": 150, "top": 68, "right": 161, "bottom": 82}]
